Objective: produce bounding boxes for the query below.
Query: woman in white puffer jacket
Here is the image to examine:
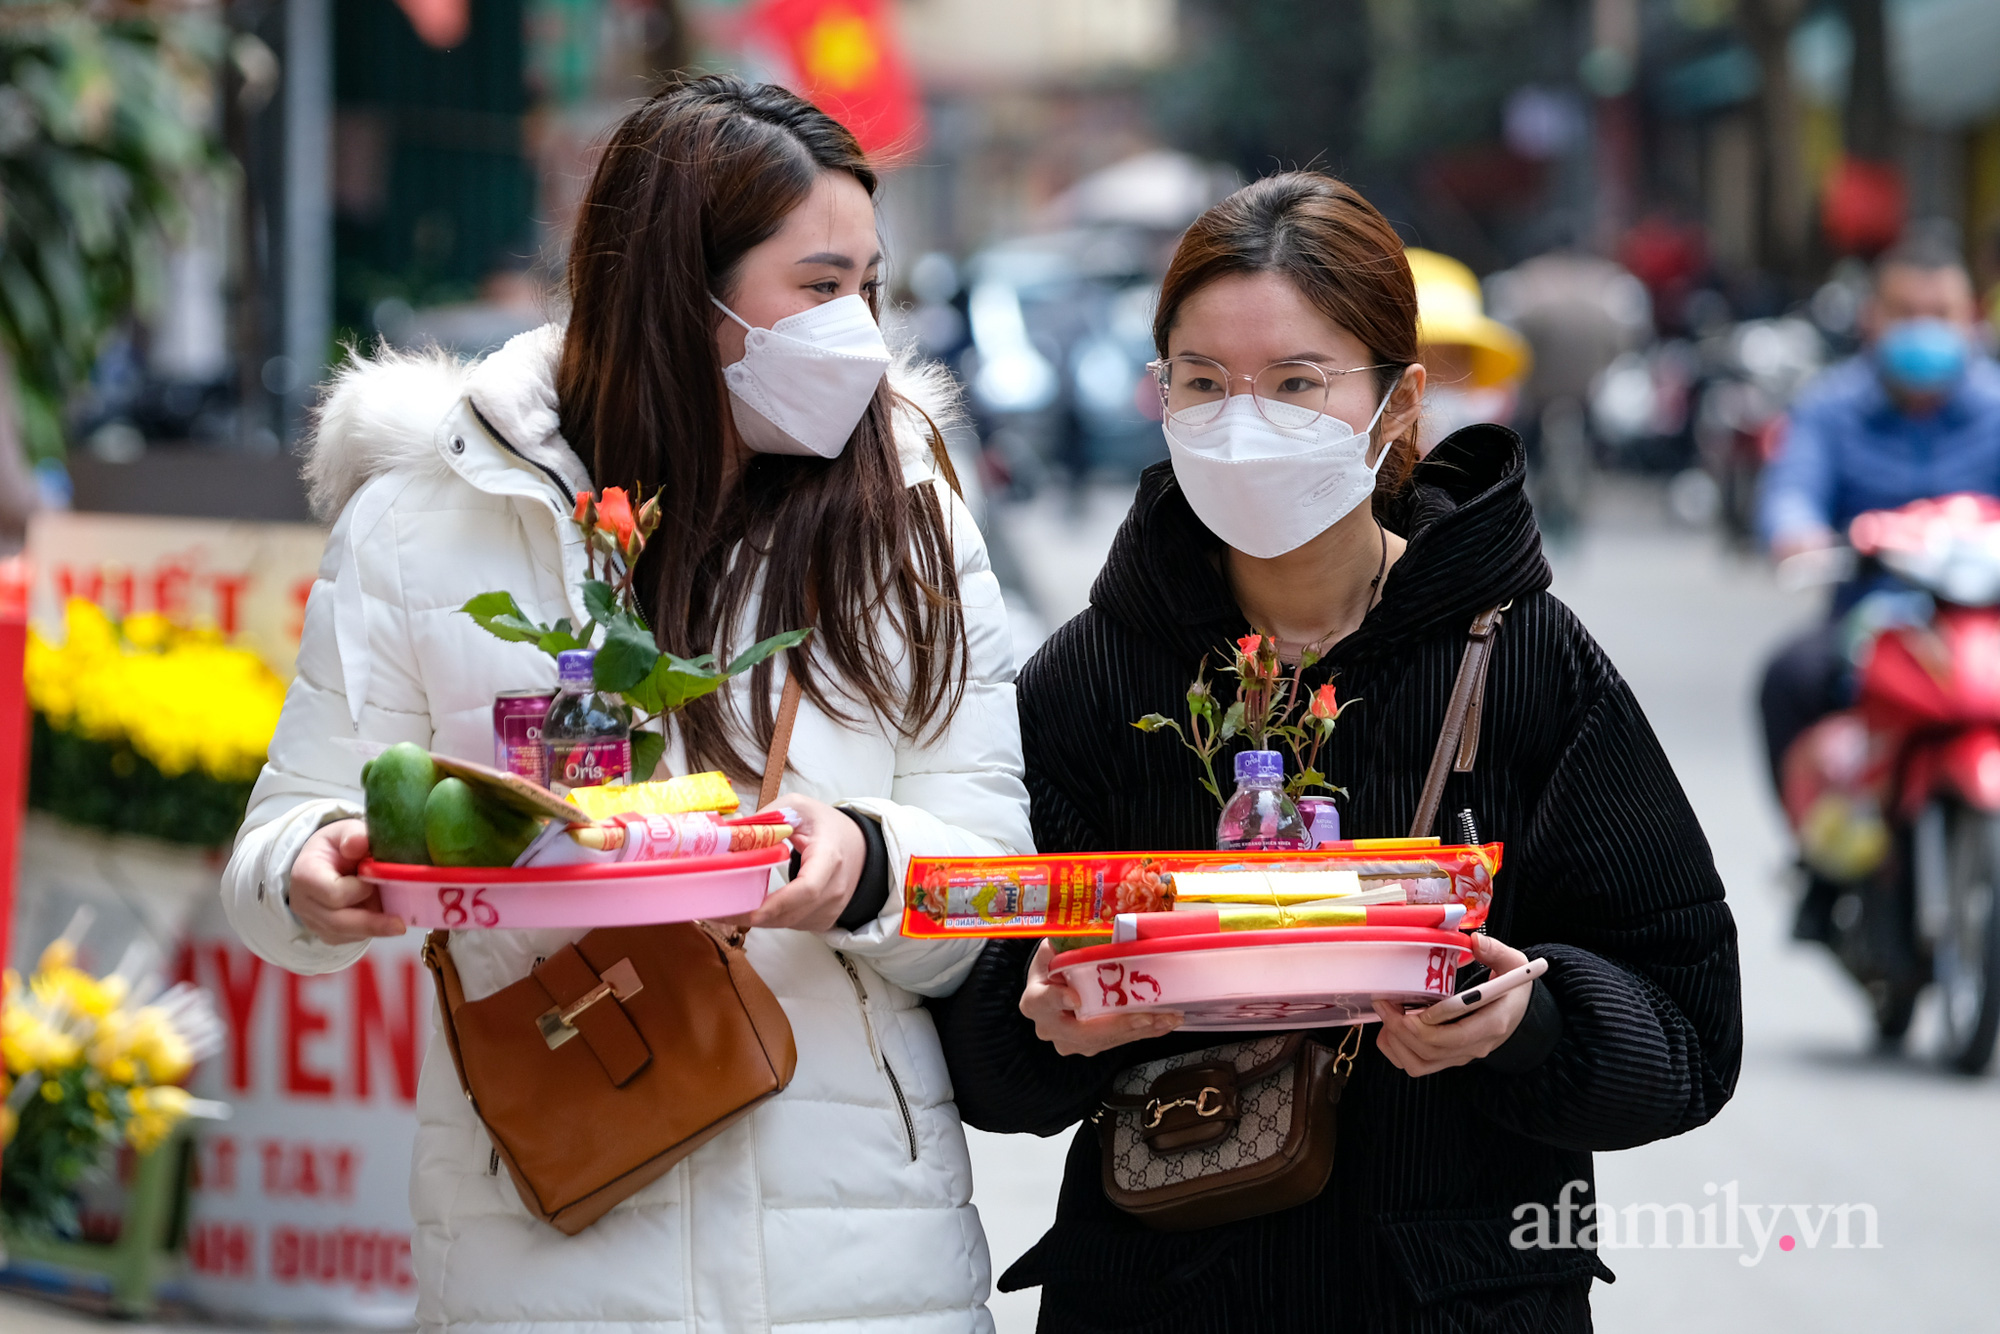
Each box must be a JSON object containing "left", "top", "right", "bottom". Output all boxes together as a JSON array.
[{"left": 222, "top": 77, "right": 1031, "bottom": 1334}]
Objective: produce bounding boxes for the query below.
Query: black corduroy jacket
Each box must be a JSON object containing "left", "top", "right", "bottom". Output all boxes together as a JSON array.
[{"left": 938, "top": 429, "right": 1743, "bottom": 1333}]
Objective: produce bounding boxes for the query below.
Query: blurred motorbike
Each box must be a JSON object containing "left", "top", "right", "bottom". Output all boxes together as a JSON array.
[
  {"left": 1593, "top": 317, "right": 1824, "bottom": 539},
  {"left": 1779, "top": 494, "right": 2000, "bottom": 1072},
  {"left": 1693, "top": 317, "right": 1824, "bottom": 544}
]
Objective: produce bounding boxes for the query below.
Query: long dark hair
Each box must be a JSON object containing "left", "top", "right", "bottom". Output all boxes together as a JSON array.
[
  {"left": 1153, "top": 171, "right": 1422, "bottom": 514},
  {"left": 558, "top": 75, "right": 965, "bottom": 784}
]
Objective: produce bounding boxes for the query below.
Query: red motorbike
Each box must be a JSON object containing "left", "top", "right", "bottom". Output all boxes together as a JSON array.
[{"left": 1781, "top": 494, "right": 2000, "bottom": 1073}]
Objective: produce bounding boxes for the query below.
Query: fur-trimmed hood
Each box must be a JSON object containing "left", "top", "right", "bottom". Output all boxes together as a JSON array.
[{"left": 304, "top": 322, "right": 966, "bottom": 522}]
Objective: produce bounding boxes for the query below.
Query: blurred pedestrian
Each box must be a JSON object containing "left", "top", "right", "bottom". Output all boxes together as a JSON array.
[
  {"left": 1756, "top": 227, "right": 2000, "bottom": 939},
  {"left": 1486, "top": 248, "right": 1651, "bottom": 532},
  {"left": 1406, "top": 247, "right": 1530, "bottom": 455},
  {"left": 942, "top": 171, "right": 1741, "bottom": 1333},
  {"left": 222, "top": 76, "right": 1030, "bottom": 1333}
]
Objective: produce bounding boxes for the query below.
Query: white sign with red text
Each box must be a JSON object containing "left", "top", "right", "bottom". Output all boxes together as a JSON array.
[
  {"left": 176, "top": 898, "right": 428, "bottom": 1325},
  {"left": 26, "top": 511, "right": 326, "bottom": 675}
]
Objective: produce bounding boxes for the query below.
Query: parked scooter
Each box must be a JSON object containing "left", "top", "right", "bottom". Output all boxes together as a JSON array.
[{"left": 1779, "top": 494, "right": 2000, "bottom": 1073}]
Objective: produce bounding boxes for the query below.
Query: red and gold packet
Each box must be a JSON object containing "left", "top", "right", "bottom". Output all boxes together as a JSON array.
[{"left": 900, "top": 840, "right": 1502, "bottom": 939}]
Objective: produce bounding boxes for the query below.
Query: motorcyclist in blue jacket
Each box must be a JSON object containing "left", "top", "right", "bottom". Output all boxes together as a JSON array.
[{"left": 1758, "top": 230, "right": 2000, "bottom": 939}]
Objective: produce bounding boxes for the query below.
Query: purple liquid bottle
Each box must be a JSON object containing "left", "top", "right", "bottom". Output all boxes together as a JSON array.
[
  {"left": 1216, "top": 750, "right": 1311, "bottom": 851},
  {"left": 543, "top": 649, "right": 633, "bottom": 795}
]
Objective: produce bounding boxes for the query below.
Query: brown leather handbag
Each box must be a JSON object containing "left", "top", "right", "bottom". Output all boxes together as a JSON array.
[
  {"left": 1098, "top": 1027, "right": 1361, "bottom": 1230},
  {"left": 420, "top": 676, "right": 805, "bottom": 1236},
  {"left": 1096, "top": 604, "right": 1508, "bottom": 1230}
]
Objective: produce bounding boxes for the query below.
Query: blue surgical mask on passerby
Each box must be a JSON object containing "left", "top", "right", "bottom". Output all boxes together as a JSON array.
[{"left": 1876, "top": 318, "right": 1969, "bottom": 396}]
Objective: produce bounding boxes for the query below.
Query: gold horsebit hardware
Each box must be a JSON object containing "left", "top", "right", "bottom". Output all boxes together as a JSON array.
[
  {"left": 1143, "top": 1086, "right": 1228, "bottom": 1130},
  {"left": 536, "top": 958, "right": 643, "bottom": 1049}
]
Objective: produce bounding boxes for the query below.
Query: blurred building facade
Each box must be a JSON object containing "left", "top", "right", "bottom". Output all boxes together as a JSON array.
[{"left": 54, "top": 0, "right": 2000, "bottom": 476}]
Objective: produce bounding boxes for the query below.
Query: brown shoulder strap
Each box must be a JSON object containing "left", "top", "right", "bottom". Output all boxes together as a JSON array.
[
  {"left": 758, "top": 671, "right": 804, "bottom": 810},
  {"left": 1409, "top": 604, "right": 1508, "bottom": 839}
]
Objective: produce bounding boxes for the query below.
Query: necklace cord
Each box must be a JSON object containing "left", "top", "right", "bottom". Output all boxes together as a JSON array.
[{"left": 1296, "top": 522, "right": 1388, "bottom": 658}]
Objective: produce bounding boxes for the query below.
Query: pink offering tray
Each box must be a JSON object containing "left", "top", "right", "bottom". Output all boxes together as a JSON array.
[
  {"left": 360, "top": 845, "right": 787, "bottom": 930},
  {"left": 1047, "top": 926, "right": 1475, "bottom": 1032}
]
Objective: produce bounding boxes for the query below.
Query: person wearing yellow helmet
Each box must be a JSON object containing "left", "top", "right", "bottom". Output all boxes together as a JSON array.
[{"left": 1407, "top": 248, "right": 1532, "bottom": 454}]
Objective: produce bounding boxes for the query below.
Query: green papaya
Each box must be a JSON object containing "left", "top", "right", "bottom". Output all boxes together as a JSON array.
[
  {"left": 363, "top": 742, "right": 437, "bottom": 864},
  {"left": 424, "top": 777, "right": 544, "bottom": 867}
]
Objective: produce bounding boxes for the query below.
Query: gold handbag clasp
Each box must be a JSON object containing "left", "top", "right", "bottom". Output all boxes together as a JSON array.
[
  {"left": 537, "top": 957, "right": 643, "bottom": 1049},
  {"left": 1143, "top": 1085, "right": 1227, "bottom": 1130}
]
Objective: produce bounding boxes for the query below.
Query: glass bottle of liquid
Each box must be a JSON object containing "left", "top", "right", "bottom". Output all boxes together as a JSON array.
[
  {"left": 542, "top": 649, "right": 633, "bottom": 795},
  {"left": 1215, "top": 749, "right": 1310, "bottom": 851}
]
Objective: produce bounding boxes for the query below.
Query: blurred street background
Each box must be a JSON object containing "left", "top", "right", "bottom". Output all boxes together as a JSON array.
[{"left": 2, "top": 0, "right": 2000, "bottom": 1329}]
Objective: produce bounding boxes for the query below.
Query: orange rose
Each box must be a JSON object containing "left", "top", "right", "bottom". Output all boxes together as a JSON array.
[{"left": 596, "top": 487, "right": 636, "bottom": 548}]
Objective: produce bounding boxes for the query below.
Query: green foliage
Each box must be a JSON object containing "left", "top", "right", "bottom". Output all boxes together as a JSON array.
[
  {"left": 1157, "top": 0, "right": 1376, "bottom": 176},
  {"left": 0, "top": 5, "right": 228, "bottom": 461},
  {"left": 631, "top": 729, "right": 665, "bottom": 784},
  {"left": 460, "top": 587, "right": 813, "bottom": 751},
  {"left": 460, "top": 591, "right": 545, "bottom": 644},
  {"left": 1361, "top": 0, "right": 1568, "bottom": 161},
  {"left": 29, "top": 712, "right": 252, "bottom": 847},
  {"left": 0, "top": 1066, "right": 124, "bottom": 1237}
]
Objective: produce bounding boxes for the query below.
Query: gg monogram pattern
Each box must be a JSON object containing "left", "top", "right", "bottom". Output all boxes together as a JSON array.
[{"left": 1107, "top": 1036, "right": 1298, "bottom": 1192}]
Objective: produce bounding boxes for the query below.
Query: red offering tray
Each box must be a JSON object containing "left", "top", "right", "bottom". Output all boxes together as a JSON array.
[
  {"left": 360, "top": 845, "right": 786, "bottom": 930},
  {"left": 1047, "top": 926, "right": 1474, "bottom": 1031}
]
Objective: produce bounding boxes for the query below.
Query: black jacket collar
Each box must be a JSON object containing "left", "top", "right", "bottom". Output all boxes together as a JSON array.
[{"left": 1087, "top": 425, "right": 1552, "bottom": 662}]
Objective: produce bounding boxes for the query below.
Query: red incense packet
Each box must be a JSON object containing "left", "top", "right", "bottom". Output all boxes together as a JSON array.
[{"left": 899, "top": 842, "right": 1502, "bottom": 939}]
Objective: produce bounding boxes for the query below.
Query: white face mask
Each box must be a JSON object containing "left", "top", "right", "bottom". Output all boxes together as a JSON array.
[
  {"left": 1163, "top": 387, "right": 1395, "bottom": 559},
  {"left": 711, "top": 293, "right": 891, "bottom": 458}
]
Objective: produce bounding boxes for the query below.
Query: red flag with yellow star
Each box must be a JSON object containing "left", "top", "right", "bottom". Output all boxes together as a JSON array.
[{"left": 745, "top": 0, "right": 924, "bottom": 158}]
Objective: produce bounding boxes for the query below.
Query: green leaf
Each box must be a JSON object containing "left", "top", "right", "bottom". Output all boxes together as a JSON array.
[
  {"left": 537, "top": 627, "right": 586, "bottom": 656},
  {"left": 582, "top": 580, "right": 621, "bottom": 626},
  {"left": 460, "top": 592, "right": 547, "bottom": 644},
  {"left": 1299, "top": 647, "right": 1321, "bottom": 670},
  {"left": 725, "top": 627, "right": 813, "bottom": 677},
  {"left": 630, "top": 731, "right": 666, "bottom": 784},
  {"left": 593, "top": 618, "right": 661, "bottom": 693},
  {"left": 647, "top": 654, "right": 727, "bottom": 714},
  {"left": 1220, "top": 701, "right": 1245, "bottom": 741}
]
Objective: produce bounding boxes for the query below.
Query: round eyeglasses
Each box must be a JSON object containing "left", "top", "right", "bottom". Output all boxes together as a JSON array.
[{"left": 1148, "top": 355, "right": 1397, "bottom": 430}]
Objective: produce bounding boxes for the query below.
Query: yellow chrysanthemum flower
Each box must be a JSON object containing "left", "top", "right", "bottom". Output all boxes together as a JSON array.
[
  {"left": 124, "top": 1084, "right": 193, "bottom": 1153},
  {"left": 2, "top": 997, "right": 82, "bottom": 1072},
  {"left": 27, "top": 599, "right": 285, "bottom": 783}
]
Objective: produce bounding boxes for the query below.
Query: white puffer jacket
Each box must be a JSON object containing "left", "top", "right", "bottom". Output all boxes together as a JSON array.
[{"left": 221, "top": 325, "right": 1032, "bottom": 1334}]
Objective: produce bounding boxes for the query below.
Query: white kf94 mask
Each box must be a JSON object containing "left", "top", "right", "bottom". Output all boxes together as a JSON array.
[
  {"left": 1164, "top": 387, "right": 1396, "bottom": 559},
  {"left": 712, "top": 294, "right": 891, "bottom": 458}
]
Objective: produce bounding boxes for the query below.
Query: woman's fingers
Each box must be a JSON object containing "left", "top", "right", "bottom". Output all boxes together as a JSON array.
[
  {"left": 315, "top": 905, "right": 410, "bottom": 942},
  {"left": 294, "top": 874, "right": 404, "bottom": 943},
  {"left": 330, "top": 820, "right": 372, "bottom": 869},
  {"left": 1371, "top": 987, "right": 1531, "bottom": 1075},
  {"left": 289, "top": 820, "right": 405, "bottom": 944},
  {"left": 1020, "top": 940, "right": 1181, "bottom": 1056},
  {"left": 1039, "top": 1011, "right": 1181, "bottom": 1058},
  {"left": 743, "top": 793, "right": 863, "bottom": 932},
  {"left": 1469, "top": 931, "right": 1531, "bottom": 974}
]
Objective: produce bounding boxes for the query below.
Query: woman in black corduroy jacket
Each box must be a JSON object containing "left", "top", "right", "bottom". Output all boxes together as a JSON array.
[{"left": 938, "top": 173, "right": 1742, "bottom": 1333}]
